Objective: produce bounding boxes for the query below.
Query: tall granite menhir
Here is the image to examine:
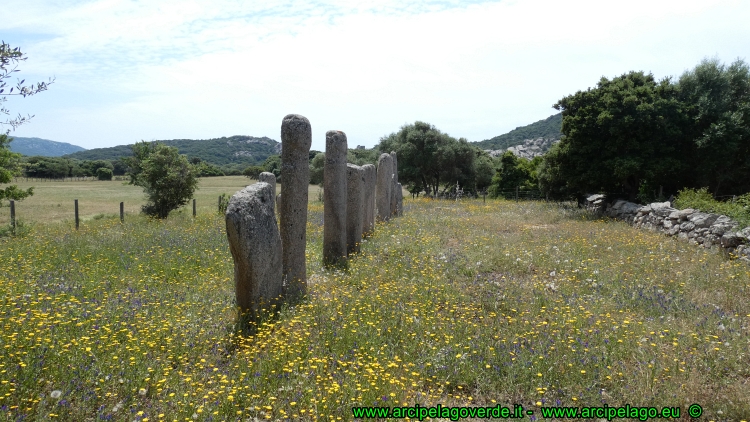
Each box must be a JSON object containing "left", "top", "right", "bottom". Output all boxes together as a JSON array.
[
  {"left": 346, "top": 164, "right": 364, "bottom": 255},
  {"left": 225, "top": 182, "right": 282, "bottom": 320},
  {"left": 324, "top": 130, "right": 348, "bottom": 267},
  {"left": 376, "top": 153, "right": 393, "bottom": 222},
  {"left": 280, "top": 114, "right": 311, "bottom": 300},
  {"left": 361, "top": 164, "right": 376, "bottom": 236}
]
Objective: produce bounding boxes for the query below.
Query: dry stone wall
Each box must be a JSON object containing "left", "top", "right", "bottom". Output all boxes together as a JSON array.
[{"left": 586, "top": 194, "right": 750, "bottom": 260}]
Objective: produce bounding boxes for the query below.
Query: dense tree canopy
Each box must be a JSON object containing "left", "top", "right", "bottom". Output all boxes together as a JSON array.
[
  {"left": 488, "top": 152, "right": 540, "bottom": 198},
  {"left": 543, "top": 71, "right": 687, "bottom": 201},
  {"left": 377, "top": 122, "right": 480, "bottom": 196},
  {"left": 540, "top": 58, "right": 750, "bottom": 202},
  {"left": 678, "top": 58, "right": 750, "bottom": 196}
]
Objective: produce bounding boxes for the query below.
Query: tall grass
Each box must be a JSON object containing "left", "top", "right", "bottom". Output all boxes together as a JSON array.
[{"left": 1, "top": 198, "right": 749, "bottom": 420}]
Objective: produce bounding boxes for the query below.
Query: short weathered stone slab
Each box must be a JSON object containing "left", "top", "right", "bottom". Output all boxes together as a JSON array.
[
  {"left": 225, "top": 182, "right": 282, "bottom": 319},
  {"left": 280, "top": 114, "right": 312, "bottom": 299},
  {"left": 346, "top": 163, "right": 364, "bottom": 255},
  {"left": 390, "top": 151, "right": 398, "bottom": 217},
  {"left": 361, "top": 164, "right": 376, "bottom": 236},
  {"left": 376, "top": 153, "right": 393, "bottom": 222},
  {"left": 259, "top": 172, "right": 277, "bottom": 211},
  {"left": 396, "top": 182, "right": 403, "bottom": 216},
  {"left": 689, "top": 212, "right": 720, "bottom": 228},
  {"left": 324, "top": 130, "right": 348, "bottom": 267}
]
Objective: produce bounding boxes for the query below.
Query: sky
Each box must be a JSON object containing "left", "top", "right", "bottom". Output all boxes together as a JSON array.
[{"left": 3, "top": 0, "right": 749, "bottom": 152}]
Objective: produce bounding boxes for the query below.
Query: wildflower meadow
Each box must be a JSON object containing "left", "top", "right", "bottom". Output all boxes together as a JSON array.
[{"left": 1, "top": 190, "right": 749, "bottom": 421}]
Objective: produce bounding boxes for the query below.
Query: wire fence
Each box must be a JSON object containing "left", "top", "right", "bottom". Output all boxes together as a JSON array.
[
  {"left": 3, "top": 197, "right": 226, "bottom": 234},
  {"left": 13, "top": 176, "right": 129, "bottom": 182}
]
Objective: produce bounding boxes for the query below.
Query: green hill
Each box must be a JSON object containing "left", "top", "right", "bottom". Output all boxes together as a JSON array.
[
  {"left": 473, "top": 113, "right": 562, "bottom": 150},
  {"left": 64, "top": 135, "right": 280, "bottom": 168},
  {"left": 8, "top": 136, "right": 86, "bottom": 156}
]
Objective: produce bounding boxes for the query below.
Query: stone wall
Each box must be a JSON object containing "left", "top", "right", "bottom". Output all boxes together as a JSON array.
[{"left": 585, "top": 194, "right": 750, "bottom": 260}]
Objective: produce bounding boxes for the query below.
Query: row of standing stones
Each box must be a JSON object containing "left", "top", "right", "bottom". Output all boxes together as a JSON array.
[
  {"left": 585, "top": 194, "right": 750, "bottom": 261},
  {"left": 224, "top": 114, "right": 404, "bottom": 322}
]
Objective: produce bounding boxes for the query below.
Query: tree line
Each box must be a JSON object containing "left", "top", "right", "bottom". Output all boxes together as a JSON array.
[
  {"left": 364, "top": 57, "right": 750, "bottom": 203},
  {"left": 541, "top": 57, "right": 750, "bottom": 203}
]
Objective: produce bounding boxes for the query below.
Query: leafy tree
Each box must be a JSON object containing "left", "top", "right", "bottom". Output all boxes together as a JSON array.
[
  {"left": 488, "top": 152, "right": 539, "bottom": 198},
  {"left": 193, "top": 161, "right": 225, "bottom": 177},
  {"left": 347, "top": 147, "right": 379, "bottom": 166},
  {"left": 111, "top": 158, "right": 128, "bottom": 176},
  {"left": 0, "top": 134, "right": 33, "bottom": 204},
  {"left": 82, "top": 159, "right": 114, "bottom": 177},
  {"left": 126, "top": 141, "right": 198, "bottom": 219},
  {"left": 24, "top": 156, "right": 70, "bottom": 178},
  {"left": 544, "top": 71, "right": 686, "bottom": 202},
  {"left": 96, "top": 167, "right": 113, "bottom": 181},
  {"left": 309, "top": 150, "right": 322, "bottom": 162},
  {"left": 262, "top": 155, "right": 281, "bottom": 180},
  {"left": 309, "top": 152, "right": 325, "bottom": 185},
  {"left": 677, "top": 58, "right": 750, "bottom": 196},
  {"left": 377, "top": 121, "right": 477, "bottom": 196},
  {"left": 474, "top": 152, "right": 495, "bottom": 193},
  {"left": 243, "top": 165, "right": 264, "bottom": 180},
  {"left": 0, "top": 41, "right": 53, "bottom": 204},
  {"left": 1, "top": 41, "right": 55, "bottom": 134}
]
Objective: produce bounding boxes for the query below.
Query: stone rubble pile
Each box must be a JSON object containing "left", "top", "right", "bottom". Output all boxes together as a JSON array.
[{"left": 585, "top": 194, "right": 750, "bottom": 260}]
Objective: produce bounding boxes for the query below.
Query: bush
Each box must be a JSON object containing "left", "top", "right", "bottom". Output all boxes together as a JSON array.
[
  {"left": 243, "top": 165, "right": 264, "bottom": 180},
  {"left": 96, "top": 167, "right": 113, "bottom": 180},
  {"left": 218, "top": 193, "right": 230, "bottom": 214},
  {"left": 126, "top": 142, "right": 198, "bottom": 219}
]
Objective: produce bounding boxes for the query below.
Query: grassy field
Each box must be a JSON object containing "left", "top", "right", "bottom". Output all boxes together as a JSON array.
[
  {"left": 0, "top": 176, "right": 330, "bottom": 226},
  {"left": 1, "top": 187, "right": 749, "bottom": 420}
]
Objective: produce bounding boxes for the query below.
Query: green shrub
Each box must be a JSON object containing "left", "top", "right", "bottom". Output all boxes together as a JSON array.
[
  {"left": 0, "top": 218, "right": 32, "bottom": 237},
  {"left": 218, "top": 193, "right": 230, "bottom": 214},
  {"left": 96, "top": 167, "right": 113, "bottom": 180}
]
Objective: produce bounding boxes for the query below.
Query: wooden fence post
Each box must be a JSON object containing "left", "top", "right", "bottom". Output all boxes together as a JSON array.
[
  {"left": 75, "top": 199, "right": 79, "bottom": 230},
  {"left": 192, "top": 199, "right": 196, "bottom": 217},
  {"left": 515, "top": 186, "right": 519, "bottom": 203},
  {"left": 120, "top": 202, "right": 124, "bottom": 223},
  {"left": 218, "top": 195, "right": 221, "bottom": 212},
  {"left": 9, "top": 200, "right": 15, "bottom": 234}
]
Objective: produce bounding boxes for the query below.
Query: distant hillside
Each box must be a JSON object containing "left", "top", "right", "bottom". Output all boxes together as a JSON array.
[
  {"left": 473, "top": 113, "right": 562, "bottom": 151},
  {"left": 8, "top": 137, "right": 86, "bottom": 157},
  {"left": 64, "top": 135, "right": 280, "bottom": 167}
]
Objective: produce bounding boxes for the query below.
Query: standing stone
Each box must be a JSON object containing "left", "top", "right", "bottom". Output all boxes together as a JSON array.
[
  {"left": 361, "top": 164, "right": 376, "bottom": 236},
  {"left": 390, "top": 151, "right": 398, "bottom": 217},
  {"left": 376, "top": 153, "right": 393, "bottom": 222},
  {"left": 280, "top": 114, "right": 312, "bottom": 300},
  {"left": 396, "top": 182, "right": 403, "bottom": 216},
  {"left": 346, "top": 164, "right": 364, "bottom": 255},
  {"left": 324, "top": 130, "right": 348, "bottom": 267},
  {"left": 259, "top": 172, "right": 276, "bottom": 212},
  {"left": 225, "top": 182, "right": 282, "bottom": 320}
]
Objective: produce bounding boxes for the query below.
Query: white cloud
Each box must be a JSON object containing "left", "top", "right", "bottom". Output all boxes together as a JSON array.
[{"left": 4, "top": 0, "right": 749, "bottom": 151}]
